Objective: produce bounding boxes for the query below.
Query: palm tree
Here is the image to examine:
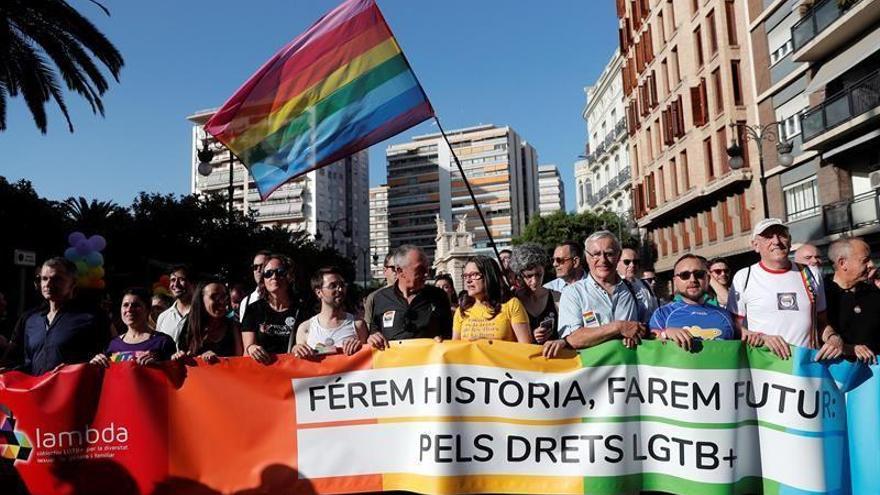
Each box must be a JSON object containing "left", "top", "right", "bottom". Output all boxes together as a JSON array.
[
  {"left": 0, "top": 0, "right": 124, "bottom": 133},
  {"left": 62, "top": 196, "right": 124, "bottom": 229}
]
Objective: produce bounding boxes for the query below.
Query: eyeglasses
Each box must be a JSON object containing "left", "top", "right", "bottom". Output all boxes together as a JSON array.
[
  {"left": 322, "top": 282, "right": 346, "bottom": 291},
  {"left": 384, "top": 265, "right": 394, "bottom": 269},
  {"left": 710, "top": 268, "right": 730, "bottom": 275},
  {"left": 587, "top": 251, "right": 618, "bottom": 260},
  {"left": 641, "top": 277, "right": 655, "bottom": 284},
  {"left": 621, "top": 258, "right": 640, "bottom": 266},
  {"left": 675, "top": 270, "right": 707, "bottom": 280},
  {"left": 262, "top": 267, "right": 288, "bottom": 279},
  {"left": 552, "top": 256, "right": 573, "bottom": 265},
  {"left": 462, "top": 272, "right": 484, "bottom": 281},
  {"left": 252, "top": 264, "right": 263, "bottom": 272},
  {"left": 521, "top": 271, "right": 542, "bottom": 280}
]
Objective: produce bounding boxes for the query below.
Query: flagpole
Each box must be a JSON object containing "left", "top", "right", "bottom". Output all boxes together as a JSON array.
[{"left": 433, "top": 117, "right": 503, "bottom": 267}]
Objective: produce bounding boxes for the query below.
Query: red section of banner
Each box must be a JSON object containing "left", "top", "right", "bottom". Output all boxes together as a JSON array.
[{"left": 0, "top": 351, "right": 375, "bottom": 495}]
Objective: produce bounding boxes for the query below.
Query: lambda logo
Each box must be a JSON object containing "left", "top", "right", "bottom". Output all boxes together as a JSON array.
[{"left": 0, "top": 404, "right": 32, "bottom": 464}]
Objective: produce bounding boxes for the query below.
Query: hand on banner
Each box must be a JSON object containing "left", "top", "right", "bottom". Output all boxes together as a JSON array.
[
  {"left": 622, "top": 336, "right": 640, "bottom": 348},
  {"left": 90, "top": 354, "right": 110, "bottom": 368},
  {"left": 199, "top": 351, "right": 219, "bottom": 364},
  {"left": 741, "top": 330, "right": 764, "bottom": 347},
  {"left": 368, "top": 332, "right": 388, "bottom": 350},
  {"left": 763, "top": 335, "right": 791, "bottom": 360},
  {"left": 542, "top": 339, "right": 567, "bottom": 358},
  {"left": 815, "top": 338, "right": 844, "bottom": 362},
  {"left": 341, "top": 338, "right": 362, "bottom": 356},
  {"left": 617, "top": 321, "right": 646, "bottom": 340},
  {"left": 661, "top": 328, "right": 693, "bottom": 351},
  {"left": 171, "top": 350, "right": 187, "bottom": 361},
  {"left": 136, "top": 352, "right": 159, "bottom": 366},
  {"left": 247, "top": 344, "right": 273, "bottom": 364},
  {"left": 292, "top": 343, "right": 315, "bottom": 358},
  {"left": 852, "top": 344, "right": 876, "bottom": 364}
]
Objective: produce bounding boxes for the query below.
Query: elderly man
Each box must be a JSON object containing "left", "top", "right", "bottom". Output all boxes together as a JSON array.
[
  {"left": 618, "top": 247, "right": 658, "bottom": 323},
  {"left": 728, "top": 219, "right": 842, "bottom": 361},
  {"left": 824, "top": 237, "right": 879, "bottom": 363},
  {"left": 544, "top": 240, "right": 588, "bottom": 291},
  {"left": 544, "top": 231, "right": 644, "bottom": 357},
  {"left": 649, "top": 254, "right": 739, "bottom": 350},
  {"left": 795, "top": 243, "right": 823, "bottom": 268},
  {"left": 367, "top": 245, "right": 452, "bottom": 349}
]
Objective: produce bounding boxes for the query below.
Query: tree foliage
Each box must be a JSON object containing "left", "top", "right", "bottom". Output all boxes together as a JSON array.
[
  {"left": 0, "top": 177, "right": 355, "bottom": 318},
  {"left": 0, "top": 0, "right": 125, "bottom": 133},
  {"left": 514, "top": 210, "right": 638, "bottom": 250}
]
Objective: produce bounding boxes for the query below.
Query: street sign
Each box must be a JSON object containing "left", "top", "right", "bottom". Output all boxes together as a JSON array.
[{"left": 14, "top": 249, "right": 36, "bottom": 267}]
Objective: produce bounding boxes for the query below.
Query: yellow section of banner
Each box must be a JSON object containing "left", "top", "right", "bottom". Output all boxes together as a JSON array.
[
  {"left": 383, "top": 473, "right": 582, "bottom": 494},
  {"left": 371, "top": 339, "right": 582, "bottom": 373}
]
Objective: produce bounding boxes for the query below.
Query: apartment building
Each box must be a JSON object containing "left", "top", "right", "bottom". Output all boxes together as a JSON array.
[
  {"left": 538, "top": 165, "right": 566, "bottom": 216},
  {"left": 369, "top": 185, "right": 390, "bottom": 281},
  {"left": 619, "top": 0, "right": 761, "bottom": 272}
]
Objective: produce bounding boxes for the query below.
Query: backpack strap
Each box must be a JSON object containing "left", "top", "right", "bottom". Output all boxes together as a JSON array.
[{"left": 796, "top": 263, "right": 820, "bottom": 349}]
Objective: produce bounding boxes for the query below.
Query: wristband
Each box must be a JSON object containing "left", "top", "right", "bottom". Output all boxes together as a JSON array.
[{"left": 562, "top": 336, "right": 573, "bottom": 349}]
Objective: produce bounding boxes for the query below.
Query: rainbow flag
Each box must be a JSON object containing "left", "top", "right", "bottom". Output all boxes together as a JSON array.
[{"left": 204, "top": 0, "right": 434, "bottom": 199}]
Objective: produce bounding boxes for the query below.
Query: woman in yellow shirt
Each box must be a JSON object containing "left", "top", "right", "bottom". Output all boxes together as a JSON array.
[{"left": 453, "top": 256, "right": 534, "bottom": 343}]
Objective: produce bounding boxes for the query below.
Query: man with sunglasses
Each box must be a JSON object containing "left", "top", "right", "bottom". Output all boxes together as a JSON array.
[
  {"left": 728, "top": 219, "right": 842, "bottom": 361},
  {"left": 363, "top": 252, "right": 397, "bottom": 331},
  {"left": 649, "top": 255, "right": 737, "bottom": 350},
  {"left": 617, "top": 248, "right": 658, "bottom": 323},
  {"left": 544, "top": 240, "right": 588, "bottom": 292},
  {"left": 155, "top": 264, "right": 195, "bottom": 344},
  {"left": 707, "top": 258, "right": 732, "bottom": 307},
  {"left": 238, "top": 250, "right": 270, "bottom": 322},
  {"left": 367, "top": 245, "right": 452, "bottom": 350},
  {"left": 544, "top": 231, "right": 644, "bottom": 357}
]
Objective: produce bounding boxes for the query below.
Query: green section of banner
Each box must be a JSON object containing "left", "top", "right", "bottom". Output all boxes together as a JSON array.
[
  {"left": 582, "top": 473, "right": 768, "bottom": 495},
  {"left": 577, "top": 340, "right": 794, "bottom": 375}
]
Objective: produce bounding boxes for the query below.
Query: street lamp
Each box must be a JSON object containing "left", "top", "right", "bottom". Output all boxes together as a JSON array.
[
  {"left": 314, "top": 218, "right": 351, "bottom": 250},
  {"left": 726, "top": 122, "right": 794, "bottom": 218},
  {"left": 354, "top": 246, "right": 378, "bottom": 286},
  {"left": 196, "top": 132, "right": 236, "bottom": 222}
]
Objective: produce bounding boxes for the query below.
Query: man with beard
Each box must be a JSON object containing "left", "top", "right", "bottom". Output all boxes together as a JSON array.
[
  {"left": 707, "top": 258, "right": 732, "bottom": 307},
  {"left": 649, "top": 255, "right": 740, "bottom": 350},
  {"left": 292, "top": 268, "right": 367, "bottom": 358},
  {"left": 155, "top": 264, "right": 195, "bottom": 345},
  {"left": 728, "top": 219, "right": 842, "bottom": 360},
  {"left": 544, "top": 231, "right": 644, "bottom": 357}
]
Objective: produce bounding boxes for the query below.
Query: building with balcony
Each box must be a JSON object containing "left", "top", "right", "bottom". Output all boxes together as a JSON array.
[
  {"left": 577, "top": 48, "right": 633, "bottom": 218},
  {"left": 618, "top": 0, "right": 761, "bottom": 272},
  {"left": 187, "top": 109, "right": 371, "bottom": 283},
  {"left": 538, "top": 164, "right": 566, "bottom": 216},
  {"left": 386, "top": 124, "right": 539, "bottom": 262},
  {"left": 747, "top": 0, "right": 880, "bottom": 249},
  {"left": 369, "top": 185, "right": 390, "bottom": 281}
]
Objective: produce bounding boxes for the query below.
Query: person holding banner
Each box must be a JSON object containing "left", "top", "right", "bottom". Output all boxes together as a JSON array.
[
  {"left": 367, "top": 245, "right": 452, "bottom": 349},
  {"left": 293, "top": 268, "right": 367, "bottom": 358},
  {"left": 509, "top": 243, "right": 559, "bottom": 343},
  {"left": 90, "top": 288, "right": 177, "bottom": 367},
  {"left": 648, "top": 255, "right": 741, "bottom": 350},
  {"left": 728, "top": 219, "right": 842, "bottom": 360},
  {"left": 155, "top": 264, "right": 195, "bottom": 345},
  {"left": 175, "top": 280, "right": 243, "bottom": 363},
  {"left": 824, "top": 237, "right": 879, "bottom": 363},
  {"left": 544, "top": 231, "right": 645, "bottom": 358},
  {"left": 452, "top": 256, "right": 533, "bottom": 343}
]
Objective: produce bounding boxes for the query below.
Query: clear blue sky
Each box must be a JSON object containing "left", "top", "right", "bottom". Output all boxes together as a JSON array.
[{"left": 0, "top": 0, "right": 618, "bottom": 212}]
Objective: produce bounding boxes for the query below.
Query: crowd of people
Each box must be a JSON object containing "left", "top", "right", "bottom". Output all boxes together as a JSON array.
[{"left": 0, "top": 216, "right": 878, "bottom": 376}]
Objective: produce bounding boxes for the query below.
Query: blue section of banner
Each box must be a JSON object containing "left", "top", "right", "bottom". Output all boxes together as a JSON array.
[{"left": 846, "top": 363, "right": 880, "bottom": 495}]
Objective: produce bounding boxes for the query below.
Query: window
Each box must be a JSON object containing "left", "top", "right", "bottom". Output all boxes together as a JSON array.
[
  {"left": 661, "top": 58, "right": 670, "bottom": 94},
  {"left": 670, "top": 157, "right": 679, "bottom": 196},
  {"left": 731, "top": 60, "right": 743, "bottom": 105},
  {"left": 770, "top": 40, "right": 793, "bottom": 66},
  {"left": 704, "top": 136, "right": 714, "bottom": 180},
  {"left": 668, "top": 0, "right": 676, "bottom": 29},
  {"left": 671, "top": 46, "right": 681, "bottom": 84},
  {"left": 690, "top": 78, "right": 709, "bottom": 126},
  {"left": 646, "top": 126, "right": 654, "bottom": 160},
  {"left": 784, "top": 177, "right": 820, "bottom": 221},
  {"left": 778, "top": 112, "right": 803, "bottom": 141},
  {"left": 658, "top": 12, "right": 666, "bottom": 42},
  {"left": 692, "top": 0, "right": 699, "bottom": 15},
  {"left": 694, "top": 26, "right": 704, "bottom": 67},
  {"left": 725, "top": 0, "right": 738, "bottom": 45},
  {"left": 707, "top": 207, "right": 718, "bottom": 242},
  {"left": 712, "top": 68, "right": 723, "bottom": 113},
  {"left": 716, "top": 126, "right": 729, "bottom": 174},
  {"left": 658, "top": 166, "right": 666, "bottom": 203},
  {"left": 721, "top": 199, "right": 734, "bottom": 237},
  {"left": 707, "top": 10, "right": 718, "bottom": 55},
  {"left": 680, "top": 150, "right": 690, "bottom": 190},
  {"left": 738, "top": 193, "right": 751, "bottom": 231}
]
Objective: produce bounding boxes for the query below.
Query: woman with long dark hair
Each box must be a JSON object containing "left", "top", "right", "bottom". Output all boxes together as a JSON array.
[
  {"left": 242, "top": 254, "right": 308, "bottom": 364},
  {"left": 434, "top": 273, "right": 458, "bottom": 313},
  {"left": 90, "top": 287, "right": 176, "bottom": 367},
  {"left": 174, "top": 279, "right": 242, "bottom": 363},
  {"left": 453, "top": 256, "right": 533, "bottom": 343}
]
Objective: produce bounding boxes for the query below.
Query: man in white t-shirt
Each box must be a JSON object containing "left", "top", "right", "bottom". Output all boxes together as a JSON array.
[{"left": 727, "top": 218, "right": 843, "bottom": 360}]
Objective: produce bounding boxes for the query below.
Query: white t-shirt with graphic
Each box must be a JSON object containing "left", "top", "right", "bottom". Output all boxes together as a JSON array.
[{"left": 727, "top": 262, "right": 825, "bottom": 348}]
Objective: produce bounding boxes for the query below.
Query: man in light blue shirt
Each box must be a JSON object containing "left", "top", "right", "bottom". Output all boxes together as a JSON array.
[
  {"left": 543, "top": 240, "right": 588, "bottom": 291},
  {"left": 543, "top": 231, "right": 645, "bottom": 358}
]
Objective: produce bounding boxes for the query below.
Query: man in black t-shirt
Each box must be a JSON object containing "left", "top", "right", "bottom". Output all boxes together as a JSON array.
[
  {"left": 825, "top": 237, "right": 879, "bottom": 363},
  {"left": 367, "top": 245, "right": 452, "bottom": 349}
]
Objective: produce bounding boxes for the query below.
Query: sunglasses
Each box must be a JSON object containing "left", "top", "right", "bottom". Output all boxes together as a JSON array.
[
  {"left": 675, "top": 270, "right": 707, "bottom": 280},
  {"left": 252, "top": 264, "right": 263, "bottom": 272},
  {"left": 621, "top": 259, "right": 640, "bottom": 266},
  {"left": 710, "top": 268, "right": 730, "bottom": 275},
  {"left": 552, "top": 256, "right": 573, "bottom": 264},
  {"left": 262, "top": 267, "right": 288, "bottom": 279},
  {"left": 641, "top": 277, "right": 655, "bottom": 283}
]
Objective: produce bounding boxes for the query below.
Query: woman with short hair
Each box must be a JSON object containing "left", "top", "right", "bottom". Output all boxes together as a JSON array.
[
  {"left": 510, "top": 244, "right": 560, "bottom": 343},
  {"left": 453, "top": 256, "right": 533, "bottom": 344}
]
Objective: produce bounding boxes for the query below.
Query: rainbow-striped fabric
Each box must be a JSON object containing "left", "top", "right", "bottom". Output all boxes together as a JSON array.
[{"left": 205, "top": 0, "right": 434, "bottom": 199}]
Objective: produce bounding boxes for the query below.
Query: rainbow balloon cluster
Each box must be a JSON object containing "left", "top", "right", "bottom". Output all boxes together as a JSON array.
[{"left": 64, "top": 232, "right": 107, "bottom": 290}]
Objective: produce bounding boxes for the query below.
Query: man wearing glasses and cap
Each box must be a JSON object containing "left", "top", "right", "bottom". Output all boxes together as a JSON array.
[{"left": 727, "top": 218, "right": 843, "bottom": 361}]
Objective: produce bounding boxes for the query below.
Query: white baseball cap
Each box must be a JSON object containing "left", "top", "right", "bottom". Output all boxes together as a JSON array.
[{"left": 752, "top": 218, "right": 788, "bottom": 239}]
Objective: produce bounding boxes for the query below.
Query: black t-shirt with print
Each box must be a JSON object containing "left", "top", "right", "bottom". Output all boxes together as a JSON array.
[{"left": 241, "top": 299, "right": 304, "bottom": 354}]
